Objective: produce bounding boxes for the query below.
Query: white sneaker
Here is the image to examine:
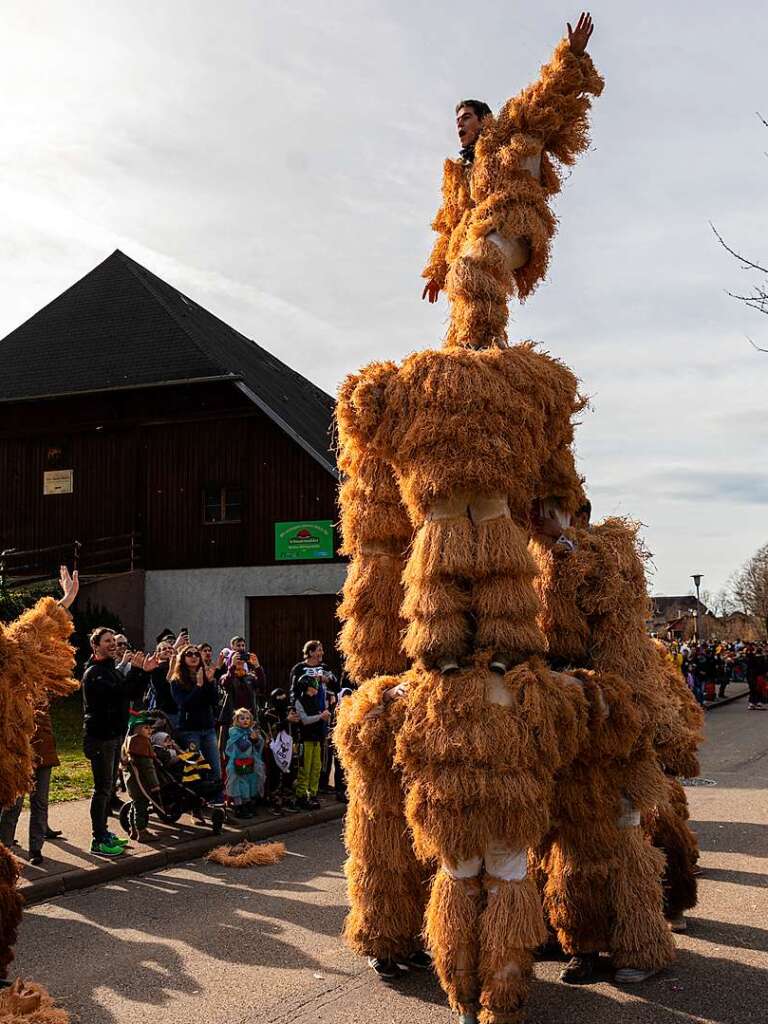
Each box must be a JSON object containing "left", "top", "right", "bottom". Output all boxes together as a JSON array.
[{"left": 614, "top": 966, "right": 659, "bottom": 984}]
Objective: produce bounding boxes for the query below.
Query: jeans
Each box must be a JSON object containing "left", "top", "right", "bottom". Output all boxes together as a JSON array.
[
  {"left": 84, "top": 735, "right": 122, "bottom": 842},
  {"left": 176, "top": 729, "right": 222, "bottom": 798},
  {"left": 0, "top": 766, "right": 52, "bottom": 854}
]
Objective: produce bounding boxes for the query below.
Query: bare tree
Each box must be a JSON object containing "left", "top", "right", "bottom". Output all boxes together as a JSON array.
[
  {"left": 730, "top": 542, "right": 768, "bottom": 637},
  {"left": 711, "top": 112, "right": 768, "bottom": 352},
  {"left": 700, "top": 587, "right": 738, "bottom": 618}
]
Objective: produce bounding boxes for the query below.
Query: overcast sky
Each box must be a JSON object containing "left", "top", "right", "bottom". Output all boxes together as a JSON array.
[{"left": 2, "top": 1, "right": 765, "bottom": 597}]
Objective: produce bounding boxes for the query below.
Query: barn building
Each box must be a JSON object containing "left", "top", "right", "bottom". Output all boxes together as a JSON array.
[{"left": 0, "top": 250, "right": 344, "bottom": 683}]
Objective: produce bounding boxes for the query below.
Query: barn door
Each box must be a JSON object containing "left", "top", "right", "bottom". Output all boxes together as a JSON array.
[{"left": 248, "top": 594, "right": 340, "bottom": 692}]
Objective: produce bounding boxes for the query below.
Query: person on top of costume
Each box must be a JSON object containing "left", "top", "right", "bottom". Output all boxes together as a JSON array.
[{"left": 421, "top": 12, "right": 603, "bottom": 349}]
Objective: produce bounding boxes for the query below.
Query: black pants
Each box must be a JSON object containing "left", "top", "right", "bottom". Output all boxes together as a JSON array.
[
  {"left": 748, "top": 677, "right": 763, "bottom": 705},
  {"left": 84, "top": 735, "right": 121, "bottom": 842}
]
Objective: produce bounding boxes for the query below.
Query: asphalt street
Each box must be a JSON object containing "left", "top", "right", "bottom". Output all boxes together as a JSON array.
[{"left": 15, "top": 697, "right": 767, "bottom": 1024}]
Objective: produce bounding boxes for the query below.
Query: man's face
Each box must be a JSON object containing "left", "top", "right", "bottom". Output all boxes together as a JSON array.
[
  {"left": 200, "top": 645, "right": 212, "bottom": 663},
  {"left": 114, "top": 635, "right": 128, "bottom": 656},
  {"left": 156, "top": 642, "right": 172, "bottom": 662},
  {"left": 456, "top": 106, "right": 483, "bottom": 148},
  {"left": 93, "top": 631, "right": 117, "bottom": 659}
]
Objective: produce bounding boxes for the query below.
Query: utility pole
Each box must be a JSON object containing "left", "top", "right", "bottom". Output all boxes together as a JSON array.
[{"left": 691, "top": 573, "right": 703, "bottom": 643}]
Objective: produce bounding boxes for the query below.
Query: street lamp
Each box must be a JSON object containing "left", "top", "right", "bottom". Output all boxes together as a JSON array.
[{"left": 691, "top": 573, "right": 703, "bottom": 643}]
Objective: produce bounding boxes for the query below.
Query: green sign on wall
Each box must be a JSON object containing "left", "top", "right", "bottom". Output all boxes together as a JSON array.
[{"left": 275, "top": 520, "right": 334, "bottom": 561}]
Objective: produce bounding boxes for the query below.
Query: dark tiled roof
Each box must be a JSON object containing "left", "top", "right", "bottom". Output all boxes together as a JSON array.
[
  {"left": 651, "top": 595, "right": 710, "bottom": 617},
  {"left": 0, "top": 250, "right": 336, "bottom": 474}
]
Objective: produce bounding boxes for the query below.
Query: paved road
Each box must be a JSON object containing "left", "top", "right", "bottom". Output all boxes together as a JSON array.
[{"left": 15, "top": 697, "right": 767, "bottom": 1024}]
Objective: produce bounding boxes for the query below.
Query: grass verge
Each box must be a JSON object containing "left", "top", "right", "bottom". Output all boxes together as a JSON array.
[{"left": 50, "top": 692, "right": 91, "bottom": 803}]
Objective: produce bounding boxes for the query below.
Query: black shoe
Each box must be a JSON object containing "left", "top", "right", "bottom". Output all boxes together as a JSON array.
[
  {"left": 295, "top": 797, "right": 311, "bottom": 811},
  {"left": 308, "top": 796, "right": 321, "bottom": 809},
  {"left": 44, "top": 828, "right": 64, "bottom": 840},
  {"left": 560, "top": 953, "right": 600, "bottom": 985},
  {"left": 29, "top": 852, "right": 44, "bottom": 866},
  {"left": 283, "top": 800, "right": 301, "bottom": 814},
  {"left": 368, "top": 957, "right": 405, "bottom": 979},
  {"left": 405, "top": 950, "right": 432, "bottom": 970}
]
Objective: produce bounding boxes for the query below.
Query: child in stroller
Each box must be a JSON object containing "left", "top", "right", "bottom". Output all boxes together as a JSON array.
[{"left": 118, "top": 721, "right": 225, "bottom": 837}]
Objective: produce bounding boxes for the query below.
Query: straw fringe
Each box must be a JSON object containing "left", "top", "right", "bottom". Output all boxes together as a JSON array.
[
  {"left": 425, "top": 871, "right": 483, "bottom": 1012},
  {"left": 646, "top": 776, "right": 699, "bottom": 918},
  {"left": 0, "top": 979, "right": 70, "bottom": 1023},
  {"left": 0, "top": 847, "right": 24, "bottom": 982},
  {"left": 477, "top": 877, "right": 542, "bottom": 1024}
]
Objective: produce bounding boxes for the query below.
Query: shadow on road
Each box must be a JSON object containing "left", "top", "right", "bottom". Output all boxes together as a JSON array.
[
  {"left": 691, "top": 820, "right": 768, "bottom": 856},
  {"left": 22, "top": 845, "right": 350, "bottom": 1024}
]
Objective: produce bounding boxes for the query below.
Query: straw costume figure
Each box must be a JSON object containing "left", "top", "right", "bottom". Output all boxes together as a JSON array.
[
  {"left": 531, "top": 514, "right": 689, "bottom": 985},
  {"left": 0, "top": 567, "right": 78, "bottom": 1020},
  {"left": 336, "top": 16, "right": 607, "bottom": 1022},
  {"left": 645, "top": 642, "right": 704, "bottom": 932}
]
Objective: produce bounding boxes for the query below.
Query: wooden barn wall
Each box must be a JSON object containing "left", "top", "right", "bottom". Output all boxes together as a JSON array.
[
  {"left": 0, "top": 383, "right": 339, "bottom": 571},
  {"left": 142, "top": 413, "right": 338, "bottom": 570}
]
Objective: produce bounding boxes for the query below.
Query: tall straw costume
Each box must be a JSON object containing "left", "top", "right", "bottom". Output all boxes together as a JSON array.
[
  {"left": 0, "top": 597, "right": 77, "bottom": 1021},
  {"left": 532, "top": 518, "right": 688, "bottom": 973},
  {"left": 336, "top": 31, "right": 605, "bottom": 1024}
]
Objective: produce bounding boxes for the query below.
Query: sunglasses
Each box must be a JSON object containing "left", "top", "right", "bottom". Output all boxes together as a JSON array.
[{"left": 184, "top": 650, "right": 201, "bottom": 657}]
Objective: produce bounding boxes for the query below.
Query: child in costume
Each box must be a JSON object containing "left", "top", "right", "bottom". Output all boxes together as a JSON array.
[
  {"left": 121, "top": 710, "right": 161, "bottom": 842},
  {"left": 224, "top": 709, "right": 265, "bottom": 817}
]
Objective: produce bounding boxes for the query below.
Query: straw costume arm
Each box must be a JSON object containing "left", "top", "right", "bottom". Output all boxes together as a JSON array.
[
  {"left": 336, "top": 363, "right": 411, "bottom": 683},
  {"left": 422, "top": 160, "right": 472, "bottom": 290},
  {"left": 490, "top": 37, "right": 604, "bottom": 174}
]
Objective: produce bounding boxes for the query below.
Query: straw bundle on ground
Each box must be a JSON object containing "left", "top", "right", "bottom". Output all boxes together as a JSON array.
[
  {"left": 0, "top": 979, "right": 69, "bottom": 1024},
  {"left": 205, "top": 840, "right": 286, "bottom": 868}
]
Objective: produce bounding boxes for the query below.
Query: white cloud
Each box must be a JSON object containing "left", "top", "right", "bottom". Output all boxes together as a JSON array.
[{"left": 1, "top": 0, "right": 766, "bottom": 594}]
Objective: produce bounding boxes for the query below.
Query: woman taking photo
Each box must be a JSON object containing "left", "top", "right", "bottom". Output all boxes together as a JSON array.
[{"left": 169, "top": 644, "right": 223, "bottom": 801}]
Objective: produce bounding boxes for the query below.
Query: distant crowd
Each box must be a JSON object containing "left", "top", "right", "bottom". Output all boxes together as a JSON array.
[{"left": 663, "top": 638, "right": 768, "bottom": 709}]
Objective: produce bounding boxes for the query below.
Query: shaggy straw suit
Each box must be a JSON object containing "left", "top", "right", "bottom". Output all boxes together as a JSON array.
[
  {"left": 0, "top": 597, "right": 78, "bottom": 1020},
  {"left": 532, "top": 519, "right": 702, "bottom": 970},
  {"left": 336, "top": 32, "right": 609, "bottom": 1024}
]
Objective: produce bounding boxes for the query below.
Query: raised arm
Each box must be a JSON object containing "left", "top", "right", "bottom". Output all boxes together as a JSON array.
[{"left": 488, "top": 13, "right": 604, "bottom": 168}]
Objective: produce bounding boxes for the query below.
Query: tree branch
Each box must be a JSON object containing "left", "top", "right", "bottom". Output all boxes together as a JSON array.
[
  {"left": 747, "top": 336, "right": 768, "bottom": 353},
  {"left": 710, "top": 222, "right": 768, "bottom": 275}
]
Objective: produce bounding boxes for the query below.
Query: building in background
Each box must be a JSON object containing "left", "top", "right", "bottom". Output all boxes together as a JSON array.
[{"left": 0, "top": 251, "right": 343, "bottom": 684}]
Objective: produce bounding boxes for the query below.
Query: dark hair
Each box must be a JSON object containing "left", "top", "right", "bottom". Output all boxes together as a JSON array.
[
  {"left": 303, "top": 640, "right": 322, "bottom": 657},
  {"left": 90, "top": 627, "right": 115, "bottom": 648},
  {"left": 168, "top": 644, "right": 200, "bottom": 690},
  {"left": 455, "top": 99, "right": 492, "bottom": 120}
]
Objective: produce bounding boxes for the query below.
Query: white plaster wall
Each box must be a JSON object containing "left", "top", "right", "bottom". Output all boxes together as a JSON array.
[{"left": 144, "top": 563, "right": 347, "bottom": 650}]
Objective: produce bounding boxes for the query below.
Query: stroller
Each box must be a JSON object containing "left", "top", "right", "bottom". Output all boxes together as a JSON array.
[{"left": 118, "top": 755, "right": 225, "bottom": 836}]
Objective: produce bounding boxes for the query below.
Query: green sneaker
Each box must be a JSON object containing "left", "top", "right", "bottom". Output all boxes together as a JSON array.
[
  {"left": 107, "top": 832, "right": 129, "bottom": 846},
  {"left": 91, "top": 838, "right": 126, "bottom": 857}
]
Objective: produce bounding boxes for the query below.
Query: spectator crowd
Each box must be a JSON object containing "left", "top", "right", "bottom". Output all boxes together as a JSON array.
[
  {"left": 1, "top": 627, "right": 350, "bottom": 862},
  {"left": 663, "top": 637, "right": 768, "bottom": 710}
]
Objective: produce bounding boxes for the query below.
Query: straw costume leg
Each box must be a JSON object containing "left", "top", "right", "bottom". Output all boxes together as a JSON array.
[{"left": 648, "top": 776, "right": 699, "bottom": 921}]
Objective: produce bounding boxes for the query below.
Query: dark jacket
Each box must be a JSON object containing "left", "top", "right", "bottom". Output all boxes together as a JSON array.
[
  {"left": 82, "top": 657, "right": 146, "bottom": 741},
  {"left": 294, "top": 680, "right": 325, "bottom": 742},
  {"left": 171, "top": 679, "right": 219, "bottom": 732},
  {"left": 147, "top": 664, "right": 178, "bottom": 717}
]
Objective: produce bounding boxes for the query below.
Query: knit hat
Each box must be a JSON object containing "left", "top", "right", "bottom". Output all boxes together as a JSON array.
[{"left": 127, "top": 708, "right": 151, "bottom": 731}]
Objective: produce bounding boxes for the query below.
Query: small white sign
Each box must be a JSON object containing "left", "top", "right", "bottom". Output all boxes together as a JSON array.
[{"left": 44, "top": 469, "right": 73, "bottom": 495}]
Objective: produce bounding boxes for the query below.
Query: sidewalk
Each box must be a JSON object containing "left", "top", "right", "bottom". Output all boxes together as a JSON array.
[
  {"left": 703, "top": 681, "right": 749, "bottom": 709},
  {"left": 14, "top": 795, "right": 345, "bottom": 906}
]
